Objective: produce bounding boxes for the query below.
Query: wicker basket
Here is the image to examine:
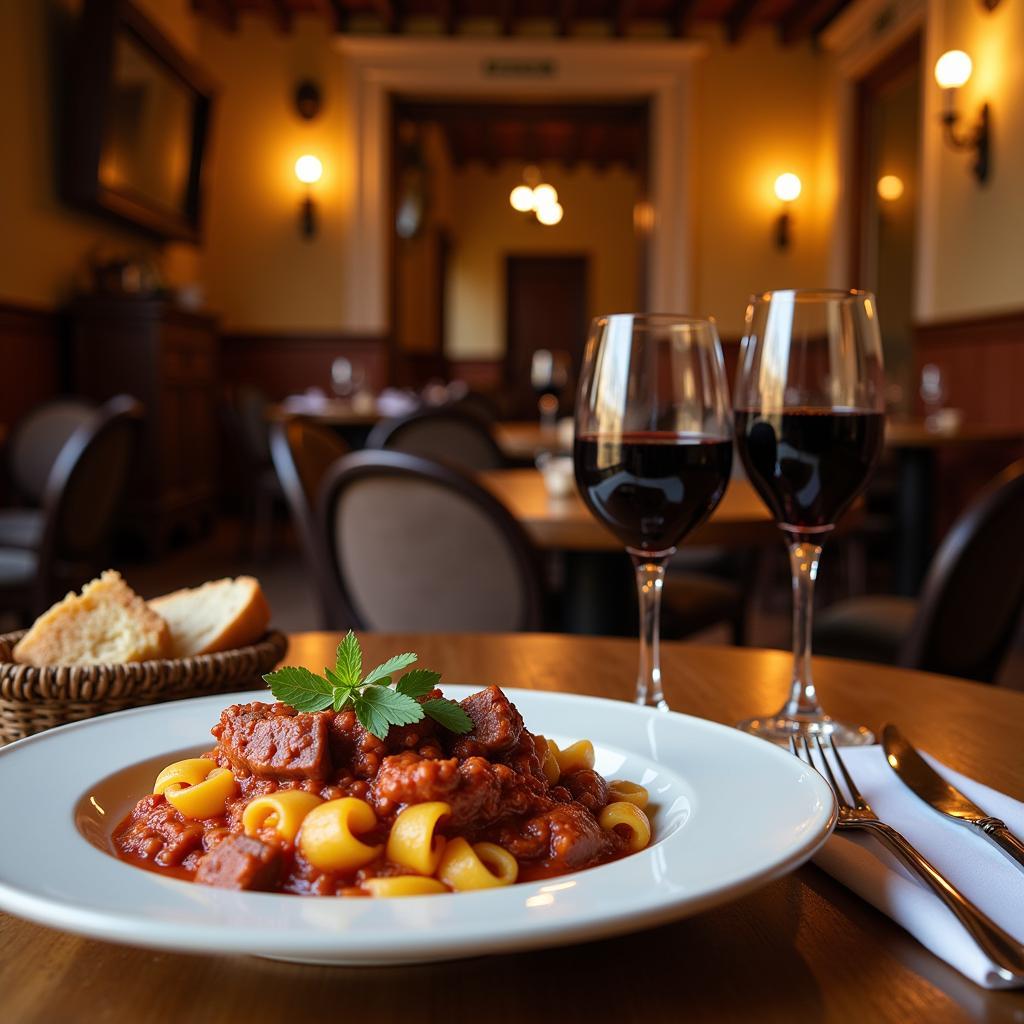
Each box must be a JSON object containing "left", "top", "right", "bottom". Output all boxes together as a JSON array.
[{"left": 0, "top": 630, "right": 288, "bottom": 744}]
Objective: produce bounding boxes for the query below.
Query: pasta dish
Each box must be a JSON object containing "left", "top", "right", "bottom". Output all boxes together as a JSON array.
[{"left": 113, "top": 684, "right": 652, "bottom": 896}]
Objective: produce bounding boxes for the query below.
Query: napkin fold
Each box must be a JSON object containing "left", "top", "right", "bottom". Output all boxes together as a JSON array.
[{"left": 810, "top": 744, "right": 1024, "bottom": 989}]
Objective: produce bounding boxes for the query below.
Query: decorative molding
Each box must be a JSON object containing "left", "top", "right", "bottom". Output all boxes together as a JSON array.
[
  {"left": 334, "top": 36, "right": 705, "bottom": 333},
  {"left": 913, "top": 308, "right": 1024, "bottom": 346}
]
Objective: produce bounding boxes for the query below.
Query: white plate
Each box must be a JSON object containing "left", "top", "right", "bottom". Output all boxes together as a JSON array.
[{"left": 0, "top": 686, "right": 835, "bottom": 964}]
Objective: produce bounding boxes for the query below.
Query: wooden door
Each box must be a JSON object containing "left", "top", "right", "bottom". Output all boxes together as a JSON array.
[{"left": 505, "top": 255, "right": 588, "bottom": 418}]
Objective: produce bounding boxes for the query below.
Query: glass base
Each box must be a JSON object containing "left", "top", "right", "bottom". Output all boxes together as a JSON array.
[{"left": 737, "top": 711, "right": 875, "bottom": 747}]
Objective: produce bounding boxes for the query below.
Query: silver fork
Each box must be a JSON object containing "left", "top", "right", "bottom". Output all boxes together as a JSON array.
[{"left": 791, "top": 734, "right": 1024, "bottom": 984}]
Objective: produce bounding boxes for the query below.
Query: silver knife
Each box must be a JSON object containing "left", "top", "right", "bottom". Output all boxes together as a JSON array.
[{"left": 882, "top": 723, "right": 1024, "bottom": 873}]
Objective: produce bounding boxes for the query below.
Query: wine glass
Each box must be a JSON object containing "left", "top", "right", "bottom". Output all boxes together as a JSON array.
[
  {"left": 734, "top": 289, "right": 885, "bottom": 745},
  {"left": 574, "top": 314, "right": 733, "bottom": 709}
]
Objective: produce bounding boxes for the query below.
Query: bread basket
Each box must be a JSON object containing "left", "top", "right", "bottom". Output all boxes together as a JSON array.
[{"left": 0, "top": 629, "right": 288, "bottom": 744}]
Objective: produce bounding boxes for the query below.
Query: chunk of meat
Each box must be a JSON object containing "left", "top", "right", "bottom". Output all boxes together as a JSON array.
[
  {"left": 561, "top": 768, "right": 609, "bottom": 813},
  {"left": 115, "top": 794, "right": 205, "bottom": 867},
  {"left": 215, "top": 702, "right": 331, "bottom": 780},
  {"left": 195, "top": 833, "right": 284, "bottom": 891},
  {"left": 371, "top": 752, "right": 550, "bottom": 828},
  {"left": 492, "top": 803, "right": 615, "bottom": 871},
  {"left": 449, "top": 686, "right": 524, "bottom": 758}
]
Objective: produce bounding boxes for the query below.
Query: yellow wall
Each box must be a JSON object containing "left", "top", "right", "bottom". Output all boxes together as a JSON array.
[
  {"left": 197, "top": 16, "right": 352, "bottom": 332},
  {"left": 0, "top": 0, "right": 201, "bottom": 309},
  {"left": 692, "top": 27, "right": 837, "bottom": 336},
  {"left": 446, "top": 162, "right": 639, "bottom": 360},
  {"left": 924, "top": 0, "right": 1024, "bottom": 319}
]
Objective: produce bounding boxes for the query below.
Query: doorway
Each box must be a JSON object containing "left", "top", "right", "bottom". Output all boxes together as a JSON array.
[
  {"left": 505, "top": 254, "right": 589, "bottom": 417},
  {"left": 851, "top": 33, "right": 922, "bottom": 410}
]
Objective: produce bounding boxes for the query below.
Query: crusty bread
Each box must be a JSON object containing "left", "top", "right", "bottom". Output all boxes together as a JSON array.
[
  {"left": 149, "top": 576, "right": 271, "bottom": 658},
  {"left": 13, "top": 571, "right": 172, "bottom": 666}
]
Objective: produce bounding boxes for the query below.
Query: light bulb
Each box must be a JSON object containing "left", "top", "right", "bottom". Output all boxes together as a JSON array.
[
  {"left": 773, "top": 173, "right": 801, "bottom": 203},
  {"left": 532, "top": 184, "right": 558, "bottom": 209},
  {"left": 876, "top": 174, "right": 904, "bottom": 201},
  {"left": 510, "top": 185, "right": 535, "bottom": 212},
  {"left": 295, "top": 155, "right": 323, "bottom": 185},
  {"left": 934, "top": 50, "right": 972, "bottom": 89},
  {"left": 536, "top": 202, "right": 563, "bottom": 226}
]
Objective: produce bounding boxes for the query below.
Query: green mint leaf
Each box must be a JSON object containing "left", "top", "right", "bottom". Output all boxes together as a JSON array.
[
  {"left": 324, "top": 667, "right": 349, "bottom": 690},
  {"left": 332, "top": 686, "right": 356, "bottom": 713},
  {"left": 263, "top": 666, "right": 334, "bottom": 713},
  {"left": 333, "top": 631, "right": 362, "bottom": 688},
  {"left": 422, "top": 698, "right": 473, "bottom": 735},
  {"left": 354, "top": 688, "right": 425, "bottom": 739},
  {"left": 396, "top": 669, "right": 442, "bottom": 699},
  {"left": 362, "top": 652, "right": 417, "bottom": 687}
]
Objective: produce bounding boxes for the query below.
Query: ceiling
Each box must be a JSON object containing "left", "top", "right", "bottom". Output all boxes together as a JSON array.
[
  {"left": 191, "top": 0, "right": 854, "bottom": 44},
  {"left": 397, "top": 101, "right": 649, "bottom": 171}
]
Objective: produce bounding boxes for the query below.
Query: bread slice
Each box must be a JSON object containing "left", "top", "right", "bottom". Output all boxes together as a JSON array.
[
  {"left": 149, "top": 577, "right": 271, "bottom": 658},
  {"left": 13, "top": 571, "right": 172, "bottom": 666}
]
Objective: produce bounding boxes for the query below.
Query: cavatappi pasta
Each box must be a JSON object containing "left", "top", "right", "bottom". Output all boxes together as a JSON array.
[{"left": 113, "top": 686, "right": 653, "bottom": 896}]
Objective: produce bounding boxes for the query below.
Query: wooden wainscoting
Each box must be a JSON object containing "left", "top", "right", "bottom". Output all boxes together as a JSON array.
[
  {"left": 0, "top": 302, "right": 62, "bottom": 430},
  {"left": 914, "top": 310, "right": 1024, "bottom": 428},
  {"left": 449, "top": 359, "right": 503, "bottom": 391},
  {"left": 220, "top": 331, "right": 390, "bottom": 399}
]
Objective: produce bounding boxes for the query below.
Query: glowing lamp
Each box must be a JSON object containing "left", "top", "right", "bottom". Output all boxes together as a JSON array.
[
  {"left": 510, "top": 185, "right": 535, "bottom": 212},
  {"left": 536, "top": 202, "right": 563, "bottom": 226},
  {"left": 877, "top": 175, "right": 904, "bottom": 202},
  {"left": 934, "top": 50, "right": 972, "bottom": 90}
]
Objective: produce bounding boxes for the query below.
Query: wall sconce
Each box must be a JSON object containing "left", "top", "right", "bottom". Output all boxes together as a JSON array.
[
  {"left": 295, "top": 154, "right": 323, "bottom": 239},
  {"left": 934, "top": 49, "right": 990, "bottom": 184},
  {"left": 773, "top": 172, "right": 801, "bottom": 250}
]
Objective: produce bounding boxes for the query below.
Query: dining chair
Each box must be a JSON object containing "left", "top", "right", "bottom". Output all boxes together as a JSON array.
[
  {"left": 814, "top": 459, "right": 1024, "bottom": 683},
  {"left": 0, "top": 395, "right": 144, "bottom": 621},
  {"left": 0, "top": 398, "right": 97, "bottom": 550},
  {"left": 365, "top": 407, "right": 508, "bottom": 472},
  {"left": 318, "top": 450, "right": 544, "bottom": 632},
  {"left": 221, "top": 385, "right": 284, "bottom": 557},
  {"left": 268, "top": 417, "right": 349, "bottom": 625}
]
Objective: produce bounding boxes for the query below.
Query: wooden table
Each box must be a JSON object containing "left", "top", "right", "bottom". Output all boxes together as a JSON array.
[
  {"left": 478, "top": 469, "right": 777, "bottom": 552},
  {"left": 4, "top": 632, "right": 1022, "bottom": 1023}
]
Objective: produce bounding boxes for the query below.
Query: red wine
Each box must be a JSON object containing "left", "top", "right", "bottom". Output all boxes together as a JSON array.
[
  {"left": 573, "top": 432, "right": 732, "bottom": 553},
  {"left": 734, "top": 409, "right": 884, "bottom": 538}
]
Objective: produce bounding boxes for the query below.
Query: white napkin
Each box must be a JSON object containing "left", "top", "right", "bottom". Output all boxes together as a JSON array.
[{"left": 810, "top": 744, "right": 1024, "bottom": 989}]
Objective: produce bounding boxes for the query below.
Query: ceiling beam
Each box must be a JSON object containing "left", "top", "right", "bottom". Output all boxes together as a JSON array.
[
  {"left": 194, "top": 0, "right": 238, "bottom": 33},
  {"left": 613, "top": 0, "right": 633, "bottom": 38},
  {"left": 308, "top": 0, "right": 348, "bottom": 32},
  {"left": 263, "top": 0, "right": 293, "bottom": 32},
  {"left": 499, "top": 0, "right": 516, "bottom": 36},
  {"left": 780, "top": 0, "right": 850, "bottom": 43},
  {"left": 377, "top": 0, "right": 399, "bottom": 33},
  {"left": 440, "top": 0, "right": 458, "bottom": 35},
  {"left": 669, "top": 0, "right": 698, "bottom": 38},
  {"left": 557, "top": 0, "right": 573, "bottom": 37},
  {"left": 724, "top": 0, "right": 759, "bottom": 43}
]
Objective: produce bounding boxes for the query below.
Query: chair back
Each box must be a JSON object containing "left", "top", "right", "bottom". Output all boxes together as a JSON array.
[
  {"left": 366, "top": 407, "right": 507, "bottom": 471},
  {"left": 232, "top": 385, "right": 273, "bottom": 467},
  {"left": 319, "top": 450, "right": 543, "bottom": 632},
  {"left": 269, "top": 418, "right": 349, "bottom": 620},
  {"left": 900, "top": 459, "right": 1024, "bottom": 683},
  {"left": 37, "top": 395, "right": 144, "bottom": 578},
  {"left": 7, "top": 399, "right": 97, "bottom": 504}
]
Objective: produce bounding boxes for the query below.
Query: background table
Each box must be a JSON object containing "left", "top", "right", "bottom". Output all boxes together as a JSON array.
[
  {"left": 3, "top": 632, "right": 1023, "bottom": 1023},
  {"left": 478, "top": 469, "right": 778, "bottom": 551}
]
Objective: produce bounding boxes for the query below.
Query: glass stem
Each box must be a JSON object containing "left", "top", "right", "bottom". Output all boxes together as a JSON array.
[
  {"left": 631, "top": 554, "right": 670, "bottom": 710},
  {"left": 783, "top": 541, "right": 824, "bottom": 719}
]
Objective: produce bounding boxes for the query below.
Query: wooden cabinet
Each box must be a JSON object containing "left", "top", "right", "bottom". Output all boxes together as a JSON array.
[{"left": 70, "top": 297, "right": 219, "bottom": 555}]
